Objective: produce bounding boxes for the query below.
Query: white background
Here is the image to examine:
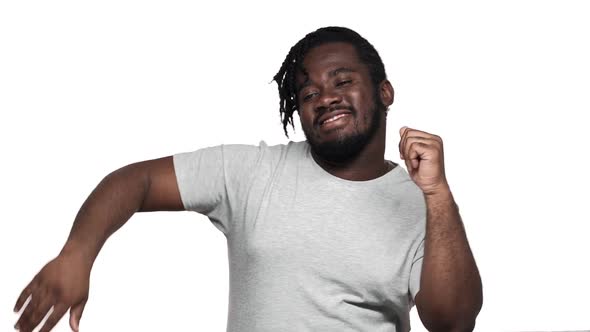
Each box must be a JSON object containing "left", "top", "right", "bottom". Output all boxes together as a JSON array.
[{"left": 2, "top": 1, "right": 589, "bottom": 331}]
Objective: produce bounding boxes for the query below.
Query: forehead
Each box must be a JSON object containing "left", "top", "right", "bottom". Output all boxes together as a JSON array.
[{"left": 299, "top": 42, "right": 368, "bottom": 79}]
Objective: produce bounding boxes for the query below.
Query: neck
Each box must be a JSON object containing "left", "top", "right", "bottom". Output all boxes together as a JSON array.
[{"left": 311, "top": 120, "right": 393, "bottom": 181}]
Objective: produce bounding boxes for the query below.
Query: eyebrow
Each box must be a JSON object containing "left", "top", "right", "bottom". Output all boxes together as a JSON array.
[
  {"left": 329, "top": 67, "right": 356, "bottom": 77},
  {"left": 297, "top": 67, "right": 357, "bottom": 93}
]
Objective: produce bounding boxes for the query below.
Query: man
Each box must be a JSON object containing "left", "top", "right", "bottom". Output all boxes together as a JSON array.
[{"left": 14, "top": 26, "right": 482, "bottom": 332}]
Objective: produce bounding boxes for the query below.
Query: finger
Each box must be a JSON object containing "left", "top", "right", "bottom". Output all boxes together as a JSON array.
[
  {"left": 14, "top": 288, "right": 43, "bottom": 331},
  {"left": 401, "top": 126, "right": 434, "bottom": 138},
  {"left": 14, "top": 281, "right": 36, "bottom": 313},
  {"left": 399, "top": 126, "right": 409, "bottom": 137},
  {"left": 402, "top": 136, "right": 433, "bottom": 163},
  {"left": 69, "top": 299, "right": 88, "bottom": 332},
  {"left": 38, "top": 304, "right": 68, "bottom": 332},
  {"left": 404, "top": 142, "right": 427, "bottom": 175},
  {"left": 408, "top": 142, "right": 423, "bottom": 169},
  {"left": 400, "top": 128, "right": 434, "bottom": 160},
  {"left": 399, "top": 126, "right": 410, "bottom": 159},
  {"left": 403, "top": 154, "right": 413, "bottom": 173},
  {"left": 16, "top": 287, "right": 53, "bottom": 332},
  {"left": 399, "top": 129, "right": 412, "bottom": 170},
  {"left": 24, "top": 295, "right": 55, "bottom": 332}
]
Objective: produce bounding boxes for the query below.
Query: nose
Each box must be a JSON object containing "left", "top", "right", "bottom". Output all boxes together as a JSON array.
[{"left": 316, "top": 88, "right": 342, "bottom": 111}]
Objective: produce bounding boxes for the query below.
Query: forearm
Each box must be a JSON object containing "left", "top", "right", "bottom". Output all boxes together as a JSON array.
[
  {"left": 418, "top": 188, "right": 482, "bottom": 331},
  {"left": 60, "top": 163, "right": 150, "bottom": 263}
]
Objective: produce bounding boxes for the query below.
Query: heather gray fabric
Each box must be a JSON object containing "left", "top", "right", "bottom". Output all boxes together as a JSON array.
[{"left": 173, "top": 140, "right": 426, "bottom": 332}]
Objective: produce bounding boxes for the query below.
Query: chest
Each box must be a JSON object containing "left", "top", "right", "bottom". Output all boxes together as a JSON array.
[{"left": 242, "top": 179, "right": 420, "bottom": 297}]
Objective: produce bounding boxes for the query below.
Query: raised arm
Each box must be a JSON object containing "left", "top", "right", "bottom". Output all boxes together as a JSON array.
[{"left": 14, "top": 156, "right": 183, "bottom": 332}]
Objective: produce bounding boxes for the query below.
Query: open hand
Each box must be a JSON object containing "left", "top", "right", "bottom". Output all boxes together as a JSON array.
[{"left": 14, "top": 253, "right": 92, "bottom": 332}]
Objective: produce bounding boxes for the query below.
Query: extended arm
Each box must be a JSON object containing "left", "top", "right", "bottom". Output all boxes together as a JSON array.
[
  {"left": 61, "top": 156, "right": 184, "bottom": 260},
  {"left": 14, "top": 156, "right": 183, "bottom": 332}
]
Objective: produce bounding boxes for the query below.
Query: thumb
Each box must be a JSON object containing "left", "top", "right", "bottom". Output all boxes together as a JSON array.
[
  {"left": 69, "top": 300, "right": 87, "bottom": 332},
  {"left": 399, "top": 126, "right": 409, "bottom": 136}
]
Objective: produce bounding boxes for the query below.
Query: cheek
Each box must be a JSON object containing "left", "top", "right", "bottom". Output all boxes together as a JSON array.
[
  {"left": 299, "top": 109, "right": 314, "bottom": 127},
  {"left": 350, "top": 90, "right": 367, "bottom": 106},
  {"left": 358, "top": 90, "right": 376, "bottom": 111}
]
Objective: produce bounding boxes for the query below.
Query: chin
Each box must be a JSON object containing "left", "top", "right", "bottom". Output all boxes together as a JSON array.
[
  {"left": 305, "top": 107, "right": 383, "bottom": 163},
  {"left": 309, "top": 132, "right": 368, "bottom": 163}
]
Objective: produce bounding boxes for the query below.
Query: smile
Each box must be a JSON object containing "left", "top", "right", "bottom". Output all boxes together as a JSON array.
[
  {"left": 320, "top": 113, "right": 351, "bottom": 129},
  {"left": 321, "top": 113, "right": 348, "bottom": 125}
]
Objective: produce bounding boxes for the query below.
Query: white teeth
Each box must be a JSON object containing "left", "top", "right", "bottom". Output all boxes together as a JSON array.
[{"left": 323, "top": 114, "right": 347, "bottom": 124}]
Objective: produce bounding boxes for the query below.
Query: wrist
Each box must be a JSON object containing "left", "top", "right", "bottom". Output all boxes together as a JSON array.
[
  {"left": 424, "top": 185, "right": 454, "bottom": 203},
  {"left": 60, "top": 239, "right": 99, "bottom": 267}
]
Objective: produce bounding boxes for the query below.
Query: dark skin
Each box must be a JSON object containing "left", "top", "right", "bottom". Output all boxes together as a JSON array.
[
  {"left": 14, "top": 159, "right": 184, "bottom": 332},
  {"left": 14, "top": 41, "right": 481, "bottom": 332},
  {"left": 296, "top": 42, "right": 395, "bottom": 181},
  {"left": 296, "top": 42, "right": 482, "bottom": 331}
]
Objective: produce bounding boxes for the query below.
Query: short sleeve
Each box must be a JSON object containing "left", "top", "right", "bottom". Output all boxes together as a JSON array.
[
  {"left": 409, "top": 237, "right": 425, "bottom": 306},
  {"left": 172, "top": 142, "right": 266, "bottom": 236}
]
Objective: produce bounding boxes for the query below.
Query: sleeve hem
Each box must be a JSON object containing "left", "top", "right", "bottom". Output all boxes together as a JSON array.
[{"left": 172, "top": 153, "right": 191, "bottom": 211}]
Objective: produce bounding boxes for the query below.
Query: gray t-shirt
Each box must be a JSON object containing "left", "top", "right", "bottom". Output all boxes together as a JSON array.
[{"left": 173, "top": 140, "right": 426, "bottom": 332}]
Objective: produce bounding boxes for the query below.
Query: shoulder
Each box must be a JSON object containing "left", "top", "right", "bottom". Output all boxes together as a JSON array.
[
  {"left": 203, "top": 140, "right": 308, "bottom": 182},
  {"left": 221, "top": 140, "right": 306, "bottom": 154},
  {"left": 222, "top": 140, "right": 307, "bottom": 163},
  {"left": 383, "top": 166, "right": 427, "bottom": 227},
  {"left": 387, "top": 165, "right": 425, "bottom": 201}
]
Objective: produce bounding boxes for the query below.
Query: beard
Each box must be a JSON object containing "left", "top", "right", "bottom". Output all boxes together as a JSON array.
[{"left": 303, "top": 100, "right": 384, "bottom": 164}]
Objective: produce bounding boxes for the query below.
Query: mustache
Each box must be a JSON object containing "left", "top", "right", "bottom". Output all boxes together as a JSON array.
[{"left": 329, "top": 105, "right": 353, "bottom": 112}]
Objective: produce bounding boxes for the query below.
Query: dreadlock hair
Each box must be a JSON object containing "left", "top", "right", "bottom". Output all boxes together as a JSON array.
[{"left": 273, "top": 26, "right": 387, "bottom": 138}]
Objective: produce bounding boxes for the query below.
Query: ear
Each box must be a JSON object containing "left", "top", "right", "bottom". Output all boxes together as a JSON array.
[{"left": 379, "top": 80, "right": 394, "bottom": 107}]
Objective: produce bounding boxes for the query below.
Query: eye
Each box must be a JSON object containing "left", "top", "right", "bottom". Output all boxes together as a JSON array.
[
  {"left": 336, "top": 80, "right": 352, "bottom": 87},
  {"left": 302, "top": 92, "right": 318, "bottom": 102}
]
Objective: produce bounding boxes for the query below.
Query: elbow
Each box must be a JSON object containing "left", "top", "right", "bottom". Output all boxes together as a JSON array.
[
  {"left": 416, "top": 279, "right": 483, "bottom": 332},
  {"left": 449, "top": 321, "right": 477, "bottom": 332},
  {"left": 417, "top": 297, "right": 482, "bottom": 332},
  {"left": 422, "top": 315, "right": 477, "bottom": 332}
]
